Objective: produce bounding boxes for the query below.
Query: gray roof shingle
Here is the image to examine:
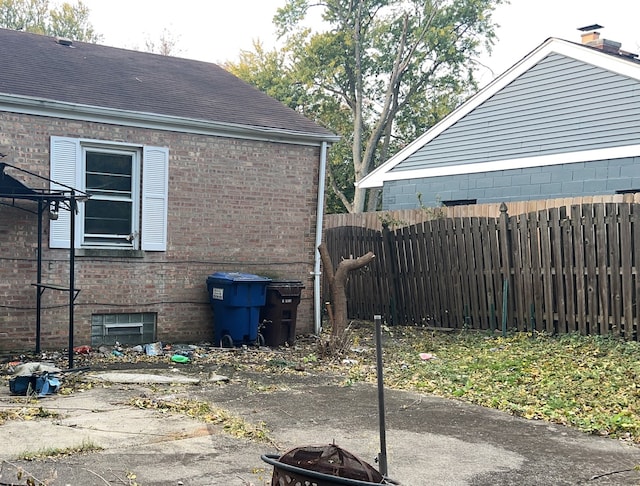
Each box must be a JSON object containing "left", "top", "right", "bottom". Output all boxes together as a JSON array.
[{"left": 0, "top": 28, "right": 334, "bottom": 138}]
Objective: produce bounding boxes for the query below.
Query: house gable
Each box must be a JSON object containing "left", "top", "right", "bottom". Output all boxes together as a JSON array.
[
  {"left": 396, "top": 53, "right": 640, "bottom": 171},
  {"left": 358, "top": 38, "right": 640, "bottom": 188}
]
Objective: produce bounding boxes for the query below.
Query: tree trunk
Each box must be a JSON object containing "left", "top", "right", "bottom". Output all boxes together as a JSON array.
[{"left": 319, "top": 242, "right": 375, "bottom": 337}]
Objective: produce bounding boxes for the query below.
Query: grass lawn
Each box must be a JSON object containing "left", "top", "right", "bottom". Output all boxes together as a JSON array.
[{"left": 339, "top": 324, "right": 640, "bottom": 443}]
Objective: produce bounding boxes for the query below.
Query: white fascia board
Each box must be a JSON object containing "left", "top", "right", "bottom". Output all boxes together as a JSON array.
[
  {"left": 0, "top": 94, "right": 340, "bottom": 146},
  {"left": 375, "top": 145, "right": 640, "bottom": 183},
  {"left": 357, "top": 38, "right": 640, "bottom": 189}
]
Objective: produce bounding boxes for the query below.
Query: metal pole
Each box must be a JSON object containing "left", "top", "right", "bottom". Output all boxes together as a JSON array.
[
  {"left": 35, "top": 198, "right": 43, "bottom": 354},
  {"left": 68, "top": 194, "right": 75, "bottom": 369},
  {"left": 374, "top": 314, "right": 388, "bottom": 477}
]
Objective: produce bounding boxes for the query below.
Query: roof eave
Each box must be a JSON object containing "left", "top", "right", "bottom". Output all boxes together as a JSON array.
[{"left": 0, "top": 93, "right": 340, "bottom": 145}]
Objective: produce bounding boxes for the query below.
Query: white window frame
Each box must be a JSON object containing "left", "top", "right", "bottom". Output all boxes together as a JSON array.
[
  {"left": 50, "top": 136, "right": 169, "bottom": 251},
  {"left": 81, "top": 144, "right": 141, "bottom": 249}
]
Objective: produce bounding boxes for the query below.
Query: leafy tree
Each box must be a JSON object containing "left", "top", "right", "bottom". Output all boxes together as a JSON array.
[
  {"left": 0, "top": 0, "right": 100, "bottom": 42},
  {"left": 228, "top": 0, "right": 504, "bottom": 213},
  {"left": 145, "top": 28, "right": 182, "bottom": 56}
]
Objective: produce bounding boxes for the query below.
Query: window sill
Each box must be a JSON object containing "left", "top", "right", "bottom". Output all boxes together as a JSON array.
[{"left": 76, "top": 248, "right": 145, "bottom": 258}]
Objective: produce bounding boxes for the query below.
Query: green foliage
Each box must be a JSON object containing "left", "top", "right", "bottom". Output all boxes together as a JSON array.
[
  {"left": 378, "top": 211, "right": 407, "bottom": 229},
  {"left": 0, "top": 0, "right": 100, "bottom": 42},
  {"left": 229, "top": 0, "right": 504, "bottom": 213},
  {"left": 417, "top": 192, "right": 445, "bottom": 218}
]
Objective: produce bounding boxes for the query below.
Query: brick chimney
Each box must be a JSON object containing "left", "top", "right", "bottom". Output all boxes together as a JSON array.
[{"left": 577, "top": 24, "right": 622, "bottom": 54}]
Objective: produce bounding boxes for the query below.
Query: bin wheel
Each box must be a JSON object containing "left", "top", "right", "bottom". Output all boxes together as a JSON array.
[
  {"left": 257, "top": 333, "right": 265, "bottom": 347},
  {"left": 221, "top": 334, "right": 234, "bottom": 348}
]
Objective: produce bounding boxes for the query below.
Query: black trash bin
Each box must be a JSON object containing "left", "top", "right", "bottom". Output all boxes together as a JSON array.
[{"left": 259, "top": 280, "right": 304, "bottom": 346}]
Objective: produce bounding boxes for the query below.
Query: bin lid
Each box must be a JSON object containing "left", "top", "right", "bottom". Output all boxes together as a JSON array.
[
  {"left": 207, "top": 272, "right": 271, "bottom": 283},
  {"left": 267, "top": 280, "right": 305, "bottom": 289}
]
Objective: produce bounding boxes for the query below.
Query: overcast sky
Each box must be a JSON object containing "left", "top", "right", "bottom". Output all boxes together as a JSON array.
[{"left": 80, "top": 0, "right": 640, "bottom": 86}]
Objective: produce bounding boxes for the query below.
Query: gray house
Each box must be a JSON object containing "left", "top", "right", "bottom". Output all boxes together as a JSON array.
[{"left": 358, "top": 30, "right": 640, "bottom": 209}]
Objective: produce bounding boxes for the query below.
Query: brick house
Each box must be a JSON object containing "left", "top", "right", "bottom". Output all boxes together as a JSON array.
[
  {"left": 0, "top": 28, "right": 337, "bottom": 351},
  {"left": 358, "top": 29, "right": 640, "bottom": 209}
]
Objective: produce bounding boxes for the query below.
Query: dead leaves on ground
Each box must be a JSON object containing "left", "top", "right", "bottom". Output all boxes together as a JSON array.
[{"left": 3, "top": 325, "right": 640, "bottom": 443}]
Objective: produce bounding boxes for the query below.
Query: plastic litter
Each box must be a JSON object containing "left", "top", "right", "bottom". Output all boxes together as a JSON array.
[
  {"left": 171, "top": 354, "right": 190, "bottom": 364},
  {"left": 145, "top": 342, "right": 163, "bottom": 356}
]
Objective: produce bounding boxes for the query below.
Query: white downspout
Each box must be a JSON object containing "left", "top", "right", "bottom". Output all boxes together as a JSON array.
[{"left": 313, "top": 141, "right": 328, "bottom": 335}]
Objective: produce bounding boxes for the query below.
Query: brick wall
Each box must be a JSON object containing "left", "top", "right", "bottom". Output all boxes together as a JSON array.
[{"left": 0, "top": 113, "right": 321, "bottom": 351}]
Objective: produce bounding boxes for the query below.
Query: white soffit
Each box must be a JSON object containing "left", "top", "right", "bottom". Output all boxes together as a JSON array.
[{"left": 375, "top": 145, "right": 640, "bottom": 183}]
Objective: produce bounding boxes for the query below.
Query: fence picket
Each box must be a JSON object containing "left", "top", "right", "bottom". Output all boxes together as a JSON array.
[
  {"left": 607, "top": 203, "right": 622, "bottom": 336},
  {"left": 620, "top": 204, "right": 633, "bottom": 337},
  {"left": 324, "top": 201, "right": 639, "bottom": 341},
  {"left": 595, "top": 204, "right": 610, "bottom": 334},
  {"left": 582, "top": 205, "right": 598, "bottom": 335}
]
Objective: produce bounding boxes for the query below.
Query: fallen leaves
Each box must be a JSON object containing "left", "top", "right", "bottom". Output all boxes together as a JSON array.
[
  {"left": 3, "top": 323, "right": 640, "bottom": 444},
  {"left": 129, "top": 396, "right": 273, "bottom": 444},
  {"left": 0, "top": 406, "right": 60, "bottom": 425}
]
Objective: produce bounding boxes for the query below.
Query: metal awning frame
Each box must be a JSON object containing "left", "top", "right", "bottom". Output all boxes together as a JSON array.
[{"left": 0, "top": 160, "right": 89, "bottom": 368}]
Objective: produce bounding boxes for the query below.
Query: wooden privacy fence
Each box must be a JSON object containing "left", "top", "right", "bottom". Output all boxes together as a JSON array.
[{"left": 323, "top": 202, "right": 640, "bottom": 340}]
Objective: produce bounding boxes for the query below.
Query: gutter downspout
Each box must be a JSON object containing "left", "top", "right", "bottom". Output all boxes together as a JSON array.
[{"left": 313, "top": 141, "right": 328, "bottom": 335}]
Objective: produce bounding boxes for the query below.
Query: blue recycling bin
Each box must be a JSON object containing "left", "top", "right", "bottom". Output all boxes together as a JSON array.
[{"left": 206, "top": 272, "right": 271, "bottom": 347}]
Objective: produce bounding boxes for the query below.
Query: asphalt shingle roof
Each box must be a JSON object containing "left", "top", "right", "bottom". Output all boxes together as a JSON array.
[{"left": 0, "top": 28, "right": 333, "bottom": 137}]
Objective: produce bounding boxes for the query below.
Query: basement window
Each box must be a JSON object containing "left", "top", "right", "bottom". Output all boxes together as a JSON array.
[
  {"left": 441, "top": 199, "right": 477, "bottom": 207},
  {"left": 91, "top": 312, "right": 156, "bottom": 346}
]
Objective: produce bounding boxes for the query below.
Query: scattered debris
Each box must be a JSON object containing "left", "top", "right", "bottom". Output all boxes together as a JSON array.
[
  {"left": 13, "top": 362, "right": 61, "bottom": 376},
  {"left": 145, "top": 342, "right": 163, "bottom": 356},
  {"left": 9, "top": 362, "right": 63, "bottom": 397},
  {"left": 73, "top": 345, "right": 91, "bottom": 354}
]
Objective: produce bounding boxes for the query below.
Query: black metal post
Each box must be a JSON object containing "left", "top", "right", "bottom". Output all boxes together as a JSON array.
[
  {"left": 35, "top": 198, "right": 43, "bottom": 353},
  {"left": 68, "top": 194, "right": 75, "bottom": 369},
  {"left": 374, "top": 314, "right": 388, "bottom": 477}
]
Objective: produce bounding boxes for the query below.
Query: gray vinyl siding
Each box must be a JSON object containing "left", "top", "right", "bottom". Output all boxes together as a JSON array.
[
  {"left": 391, "top": 53, "right": 640, "bottom": 173},
  {"left": 383, "top": 157, "right": 640, "bottom": 209}
]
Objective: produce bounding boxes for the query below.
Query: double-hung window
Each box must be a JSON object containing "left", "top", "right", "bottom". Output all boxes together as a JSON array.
[
  {"left": 49, "top": 136, "right": 169, "bottom": 251},
  {"left": 84, "top": 147, "right": 139, "bottom": 247}
]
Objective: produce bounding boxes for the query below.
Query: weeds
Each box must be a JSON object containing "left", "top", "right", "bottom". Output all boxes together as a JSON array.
[
  {"left": 0, "top": 406, "right": 59, "bottom": 425},
  {"left": 18, "top": 438, "right": 103, "bottom": 461},
  {"left": 130, "top": 396, "right": 273, "bottom": 444}
]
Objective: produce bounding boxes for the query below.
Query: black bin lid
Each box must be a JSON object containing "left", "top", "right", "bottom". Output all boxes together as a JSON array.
[{"left": 267, "top": 280, "right": 305, "bottom": 297}]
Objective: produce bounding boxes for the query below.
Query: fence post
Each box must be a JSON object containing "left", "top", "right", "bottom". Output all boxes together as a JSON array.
[
  {"left": 382, "top": 223, "right": 399, "bottom": 325},
  {"left": 498, "top": 203, "right": 512, "bottom": 334}
]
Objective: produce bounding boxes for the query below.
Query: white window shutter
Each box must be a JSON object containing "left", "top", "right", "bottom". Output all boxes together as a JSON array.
[
  {"left": 141, "top": 146, "right": 169, "bottom": 251},
  {"left": 49, "top": 136, "right": 81, "bottom": 249}
]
